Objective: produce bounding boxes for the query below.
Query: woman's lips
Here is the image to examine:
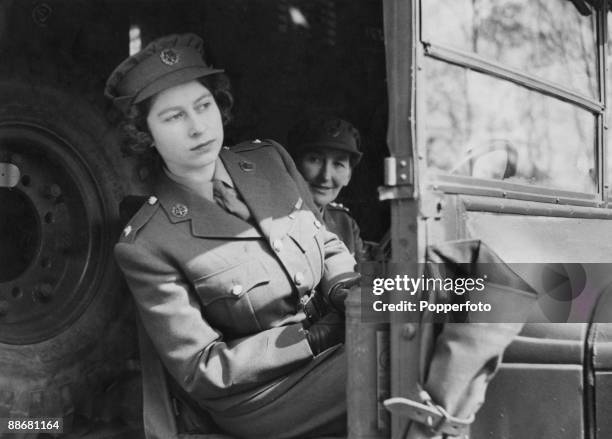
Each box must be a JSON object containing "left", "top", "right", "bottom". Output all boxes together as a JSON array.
[
  {"left": 190, "top": 139, "right": 214, "bottom": 151},
  {"left": 311, "top": 185, "right": 333, "bottom": 193}
]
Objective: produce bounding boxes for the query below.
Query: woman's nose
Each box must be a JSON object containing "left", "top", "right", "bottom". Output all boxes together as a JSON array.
[
  {"left": 317, "top": 161, "right": 333, "bottom": 181},
  {"left": 188, "top": 116, "right": 206, "bottom": 137}
]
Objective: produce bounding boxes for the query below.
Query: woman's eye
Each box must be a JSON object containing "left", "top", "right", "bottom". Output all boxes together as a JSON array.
[
  {"left": 196, "top": 102, "right": 212, "bottom": 111},
  {"left": 163, "top": 112, "right": 184, "bottom": 122},
  {"left": 307, "top": 155, "right": 323, "bottom": 164}
]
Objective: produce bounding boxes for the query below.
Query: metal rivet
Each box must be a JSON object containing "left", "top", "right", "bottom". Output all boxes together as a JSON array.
[
  {"left": 399, "top": 160, "right": 407, "bottom": 167},
  {"left": 400, "top": 173, "right": 407, "bottom": 181},
  {"left": 401, "top": 324, "right": 417, "bottom": 340}
]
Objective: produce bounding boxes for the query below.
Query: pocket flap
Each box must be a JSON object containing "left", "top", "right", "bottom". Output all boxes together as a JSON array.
[{"left": 193, "top": 259, "right": 270, "bottom": 305}]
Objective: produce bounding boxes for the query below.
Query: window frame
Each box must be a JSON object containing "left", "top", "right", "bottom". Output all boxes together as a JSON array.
[{"left": 415, "top": 0, "right": 609, "bottom": 206}]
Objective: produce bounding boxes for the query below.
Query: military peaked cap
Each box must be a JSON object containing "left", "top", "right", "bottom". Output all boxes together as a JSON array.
[{"left": 105, "top": 33, "right": 223, "bottom": 114}]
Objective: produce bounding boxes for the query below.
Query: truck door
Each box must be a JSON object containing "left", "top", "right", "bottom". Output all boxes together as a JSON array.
[{"left": 381, "top": 1, "right": 612, "bottom": 438}]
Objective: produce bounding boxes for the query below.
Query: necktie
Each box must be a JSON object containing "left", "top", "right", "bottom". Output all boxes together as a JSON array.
[{"left": 212, "top": 179, "right": 253, "bottom": 222}]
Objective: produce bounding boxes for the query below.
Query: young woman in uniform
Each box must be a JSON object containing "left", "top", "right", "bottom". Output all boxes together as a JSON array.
[{"left": 106, "top": 33, "right": 358, "bottom": 439}]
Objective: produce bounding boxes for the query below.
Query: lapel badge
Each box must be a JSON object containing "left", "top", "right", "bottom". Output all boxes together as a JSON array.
[
  {"left": 160, "top": 49, "right": 180, "bottom": 65},
  {"left": 239, "top": 160, "right": 255, "bottom": 172},
  {"left": 171, "top": 203, "right": 189, "bottom": 218}
]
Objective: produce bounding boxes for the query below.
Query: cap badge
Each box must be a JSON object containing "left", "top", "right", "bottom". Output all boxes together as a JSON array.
[
  {"left": 239, "top": 160, "right": 255, "bottom": 172},
  {"left": 329, "top": 128, "right": 341, "bottom": 138},
  {"left": 171, "top": 203, "right": 189, "bottom": 217},
  {"left": 160, "top": 49, "right": 180, "bottom": 66}
]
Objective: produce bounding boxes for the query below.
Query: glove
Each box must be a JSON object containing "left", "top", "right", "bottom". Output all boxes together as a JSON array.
[
  {"left": 324, "top": 272, "right": 361, "bottom": 314},
  {"left": 304, "top": 312, "right": 345, "bottom": 356},
  {"left": 302, "top": 292, "right": 327, "bottom": 324}
]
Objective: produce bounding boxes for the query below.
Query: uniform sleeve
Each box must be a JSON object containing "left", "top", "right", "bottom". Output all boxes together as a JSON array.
[
  {"left": 266, "top": 140, "right": 358, "bottom": 288},
  {"left": 115, "top": 241, "right": 313, "bottom": 401},
  {"left": 349, "top": 215, "right": 367, "bottom": 262}
]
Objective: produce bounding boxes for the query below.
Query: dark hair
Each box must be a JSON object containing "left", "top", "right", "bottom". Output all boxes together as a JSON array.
[{"left": 120, "top": 73, "right": 234, "bottom": 163}]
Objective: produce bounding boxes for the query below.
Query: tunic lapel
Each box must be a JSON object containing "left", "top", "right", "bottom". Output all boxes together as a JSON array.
[{"left": 154, "top": 172, "right": 261, "bottom": 239}]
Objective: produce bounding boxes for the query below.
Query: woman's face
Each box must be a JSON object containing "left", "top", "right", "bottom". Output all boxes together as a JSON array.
[
  {"left": 297, "top": 148, "right": 352, "bottom": 208},
  {"left": 146, "top": 80, "right": 224, "bottom": 177}
]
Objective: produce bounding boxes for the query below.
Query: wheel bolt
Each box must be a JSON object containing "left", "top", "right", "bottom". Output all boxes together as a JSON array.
[
  {"left": 44, "top": 184, "right": 62, "bottom": 199},
  {"left": 35, "top": 283, "right": 54, "bottom": 301}
]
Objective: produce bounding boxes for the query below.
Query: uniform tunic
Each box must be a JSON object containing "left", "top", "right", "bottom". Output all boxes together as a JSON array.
[
  {"left": 115, "top": 140, "right": 356, "bottom": 438},
  {"left": 322, "top": 203, "right": 366, "bottom": 262}
]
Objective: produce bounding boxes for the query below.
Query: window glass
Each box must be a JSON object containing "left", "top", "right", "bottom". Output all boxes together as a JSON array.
[
  {"left": 421, "top": 0, "right": 598, "bottom": 98},
  {"left": 424, "top": 59, "right": 596, "bottom": 193}
]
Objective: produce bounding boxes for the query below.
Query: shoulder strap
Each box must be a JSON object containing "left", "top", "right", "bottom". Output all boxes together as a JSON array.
[{"left": 119, "top": 195, "right": 160, "bottom": 243}]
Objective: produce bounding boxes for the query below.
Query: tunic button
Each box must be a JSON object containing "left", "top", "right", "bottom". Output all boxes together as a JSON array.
[
  {"left": 148, "top": 196, "right": 158, "bottom": 205},
  {"left": 231, "top": 284, "right": 243, "bottom": 296},
  {"left": 123, "top": 225, "right": 132, "bottom": 237},
  {"left": 294, "top": 272, "right": 304, "bottom": 286},
  {"left": 273, "top": 239, "right": 283, "bottom": 252},
  {"left": 314, "top": 220, "right": 322, "bottom": 228}
]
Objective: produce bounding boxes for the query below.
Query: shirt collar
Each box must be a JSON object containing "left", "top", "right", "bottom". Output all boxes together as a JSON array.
[{"left": 163, "top": 157, "right": 234, "bottom": 201}]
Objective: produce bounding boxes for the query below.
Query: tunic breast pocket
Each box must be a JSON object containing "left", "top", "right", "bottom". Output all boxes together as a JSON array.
[{"left": 193, "top": 259, "right": 270, "bottom": 335}]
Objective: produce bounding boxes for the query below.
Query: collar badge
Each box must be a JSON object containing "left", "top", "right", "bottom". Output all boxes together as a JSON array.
[
  {"left": 239, "top": 160, "right": 255, "bottom": 172},
  {"left": 171, "top": 203, "right": 189, "bottom": 218}
]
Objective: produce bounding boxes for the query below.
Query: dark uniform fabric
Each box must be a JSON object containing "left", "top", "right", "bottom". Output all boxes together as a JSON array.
[
  {"left": 115, "top": 140, "right": 356, "bottom": 438},
  {"left": 322, "top": 203, "right": 365, "bottom": 262}
]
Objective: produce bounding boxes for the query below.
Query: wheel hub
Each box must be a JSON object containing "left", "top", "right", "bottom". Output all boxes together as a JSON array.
[{"left": 0, "top": 123, "right": 107, "bottom": 344}]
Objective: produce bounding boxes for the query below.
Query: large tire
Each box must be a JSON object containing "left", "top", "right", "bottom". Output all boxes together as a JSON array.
[{"left": 0, "top": 77, "right": 141, "bottom": 431}]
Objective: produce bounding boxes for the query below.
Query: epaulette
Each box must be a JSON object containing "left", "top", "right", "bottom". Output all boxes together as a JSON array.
[
  {"left": 328, "top": 201, "right": 350, "bottom": 212},
  {"left": 229, "top": 138, "right": 275, "bottom": 152},
  {"left": 119, "top": 195, "right": 160, "bottom": 244}
]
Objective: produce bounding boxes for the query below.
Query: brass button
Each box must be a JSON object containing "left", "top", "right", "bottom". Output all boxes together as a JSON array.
[
  {"left": 294, "top": 272, "right": 304, "bottom": 286},
  {"left": 231, "top": 285, "right": 243, "bottom": 296},
  {"left": 314, "top": 220, "right": 322, "bottom": 228},
  {"left": 123, "top": 225, "right": 132, "bottom": 237},
  {"left": 273, "top": 239, "right": 283, "bottom": 252},
  {"left": 148, "top": 196, "right": 158, "bottom": 205}
]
